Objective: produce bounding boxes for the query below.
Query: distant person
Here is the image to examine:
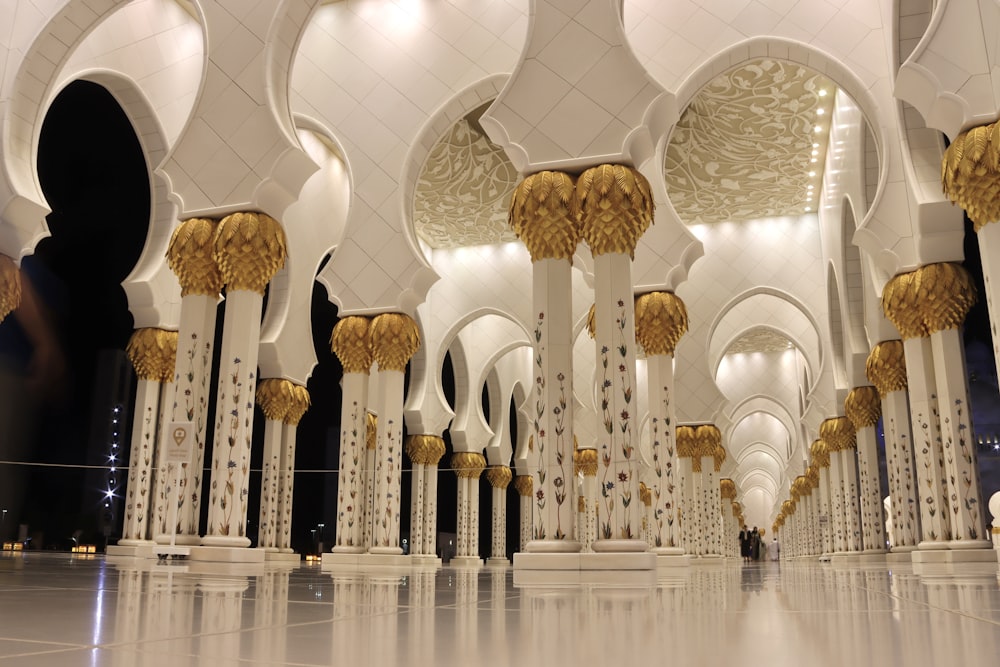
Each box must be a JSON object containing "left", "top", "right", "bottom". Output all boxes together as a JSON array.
[
  {"left": 770, "top": 536, "right": 780, "bottom": 561},
  {"left": 750, "top": 527, "right": 761, "bottom": 561},
  {"left": 739, "top": 525, "right": 751, "bottom": 563}
]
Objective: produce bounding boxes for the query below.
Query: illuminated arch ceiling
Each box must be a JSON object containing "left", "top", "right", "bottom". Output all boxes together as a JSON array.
[{"left": 666, "top": 58, "right": 837, "bottom": 526}]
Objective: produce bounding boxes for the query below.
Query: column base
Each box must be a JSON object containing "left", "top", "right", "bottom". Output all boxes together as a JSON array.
[
  {"left": 524, "top": 539, "right": 582, "bottom": 553},
  {"left": 264, "top": 551, "right": 300, "bottom": 563},
  {"left": 889, "top": 545, "right": 917, "bottom": 553},
  {"left": 886, "top": 550, "right": 913, "bottom": 564},
  {"left": 451, "top": 556, "right": 484, "bottom": 568},
  {"left": 368, "top": 546, "right": 404, "bottom": 556},
  {"left": 910, "top": 547, "right": 999, "bottom": 564},
  {"left": 187, "top": 546, "right": 265, "bottom": 563},
  {"left": 591, "top": 539, "right": 648, "bottom": 553},
  {"left": 321, "top": 552, "right": 410, "bottom": 568},
  {"left": 106, "top": 544, "right": 155, "bottom": 559},
  {"left": 410, "top": 554, "right": 443, "bottom": 567},
  {"left": 155, "top": 534, "right": 202, "bottom": 546},
  {"left": 948, "top": 539, "right": 993, "bottom": 550},
  {"left": 330, "top": 545, "right": 366, "bottom": 554},
  {"left": 917, "top": 540, "right": 950, "bottom": 550},
  {"left": 486, "top": 558, "right": 510, "bottom": 567},
  {"left": 199, "top": 535, "right": 251, "bottom": 549},
  {"left": 514, "top": 551, "right": 655, "bottom": 571}
]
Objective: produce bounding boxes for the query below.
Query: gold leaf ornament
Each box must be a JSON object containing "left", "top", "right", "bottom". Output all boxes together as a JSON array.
[
  {"left": 844, "top": 386, "right": 882, "bottom": 430},
  {"left": 634, "top": 292, "right": 689, "bottom": 356},
  {"left": 330, "top": 316, "right": 373, "bottom": 374},
  {"left": 942, "top": 121, "right": 1000, "bottom": 230},
  {"left": 126, "top": 328, "right": 178, "bottom": 382},
  {"left": 166, "top": 218, "right": 223, "bottom": 296},
  {"left": 213, "top": 212, "right": 287, "bottom": 293},
  {"left": 508, "top": 171, "right": 580, "bottom": 261},
  {"left": 370, "top": 313, "right": 420, "bottom": 372},
  {"left": 486, "top": 465, "right": 513, "bottom": 489},
  {"left": 0, "top": 255, "right": 21, "bottom": 322},
  {"left": 255, "top": 378, "right": 294, "bottom": 422},
  {"left": 514, "top": 475, "right": 534, "bottom": 497},
  {"left": 577, "top": 164, "right": 654, "bottom": 258},
  {"left": 866, "top": 340, "right": 907, "bottom": 396}
]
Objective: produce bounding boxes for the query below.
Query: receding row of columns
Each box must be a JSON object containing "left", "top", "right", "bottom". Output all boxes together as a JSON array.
[{"left": 777, "top": 263, "right": 991, "bottom": 559}]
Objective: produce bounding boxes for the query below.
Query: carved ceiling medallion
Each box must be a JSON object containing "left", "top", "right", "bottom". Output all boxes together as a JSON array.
[{"left": 726, "top": 326, "right": 795, "bottom": 355}]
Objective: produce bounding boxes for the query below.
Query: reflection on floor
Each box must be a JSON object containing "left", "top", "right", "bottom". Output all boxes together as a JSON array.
[{"left": 1, "top": 552, "right": 999, "bottom": 666}]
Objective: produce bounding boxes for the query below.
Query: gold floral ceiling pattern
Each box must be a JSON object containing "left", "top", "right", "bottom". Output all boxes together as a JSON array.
[
  {"left": 414, "top": 114, "right": 520, "bottom": 249},
  {"left": 726, "top": 326, "right": 795, "bottom": 355},
  {"left": 665, "top": 59, "right": 835, "bottom": 225}
]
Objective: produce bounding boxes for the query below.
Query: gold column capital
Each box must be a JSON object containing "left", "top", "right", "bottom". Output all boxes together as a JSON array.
[
  {"left": 866, "top": 340, "right": 907, "bottom": 396},
  {"left": 406, "top": 434, "right": 446, "bottom": 465},
  {"left": 918, "top": 262, "right": 976, "bottom": 333},
  {"left": 126, "top": 328, "right": 178, "bottom": 382},
  {"left": 365, "top": 412, "right": 377, "bottom": 450},
  {"left": 639, "top": 482, "right": 651, "bottom": 506},
  {"left": 820, "top": 417, "right": 856, "bottom": 451},
  {"left": 508, "top": 170, "right": 580, "bottom": 261},
  {"left": 330, "top": 316, "right": 373, "bottom": 374},
  {"left": 513, "top": 474, "right": 533, "bottom": 497},
  {"left": 370, "top": 312, "right": 420, "bottom": 372},
  {"left": 845, "top": 386, "right": 882, "bottom": 430},
  {"left": 634, "top": 291, "right": 689, "bottom": 356},
  {"left": 284, "top": 384, "right": 311, "bottom": 426},
  {"left": 574, "top": 448, "right": 598, "bottom": 476},
  {"left": 810, "top": 439, "right": 831, "bottom": 468},
  {"left": 577, "top": 164, "right": 654, "bottom": 258},
  {"left": 0, "top": 255, "right": 21, "bottom": 322},
  {"left": 720, "top": 478, "right": 737, "bottom": 500},
  {"left": 452, "top": 452, "right": 487, "bottom": 478},
  {"left": 942, "top": 120, "right": 1000, "bottom": 230},
  {"left": 881, "top": 270, "right": 927, "bottom": 339},
  {"left": 213, "top": 211, "right": 287, "bottom": 293},
  {"left": 166, "top": 217, "right": 223, "bottom": 296},
  {"left": 486, "top": 465, "right": 513, "bottom": 489},
  {"left": 255, "top": 378, "right": 294, "bottom": 422}
]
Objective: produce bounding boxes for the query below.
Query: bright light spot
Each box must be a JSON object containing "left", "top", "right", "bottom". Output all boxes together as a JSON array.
[
  {"left": 819, "top": 89, "right": 828, "bottom": 97},
  {"left": 807, "top": 185, "right": 814, "bottom": 190},
  {"left": 816, "top": 108, "right": 825, "bottom": 115},
  {"left": 809, "top": 171, "right": 816, "bottom": 177},
  {"left": 804, "top": 207, "right": 812, "bottom": 212},
  {"left": 811, "top": 158, "right": 818, "bottom": 163},
  {"left": 814, "top": 125, "right": 822, "bottom": 133},
  {"left": 813, "top": 143, "right": 819, "bottom": 148}
]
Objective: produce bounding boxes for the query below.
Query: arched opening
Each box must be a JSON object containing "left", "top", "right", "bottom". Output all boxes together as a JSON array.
[{"left": 9, "top": 80, "right": 150, "bottom": 549}]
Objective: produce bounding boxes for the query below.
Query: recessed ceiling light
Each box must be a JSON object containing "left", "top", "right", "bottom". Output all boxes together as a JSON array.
[
  {"left": 811, "top": 158, "right": 818, "bottom": 163},
  {"left": 813, "top": 143, "right": 819, "bottom": 148},
  {"left": 817, "top": 108, "right": 825, "bottom": 115},
  {"left": 809, "top": 171, "right": 816, "bottom": 177},
  {"left": 814, "top": 125, "right": 822, "bottom": 133},
  {"left": 805, "top": 206, "right": 812, "bottom": 211},
  {"left": 812, "top": 150, "right": 818, "bottom": 156},
  {"left": 807, "top": 185, "right": 814, "bottom": 190},
  {"left": 819, "top": 90, "right": 828, "bottom": 97}
]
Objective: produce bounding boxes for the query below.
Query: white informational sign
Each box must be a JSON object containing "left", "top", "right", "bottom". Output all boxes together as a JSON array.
[{"left": 165, "top": 421, "right": 194, "bottom": 463}]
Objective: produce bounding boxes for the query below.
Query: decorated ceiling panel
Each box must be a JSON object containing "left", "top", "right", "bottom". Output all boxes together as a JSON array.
[
  {"left": 414, "top": 111, "right": 519, "bottom": 249},
  {"left": 665, "top": 59, "right": 835, "bottom": 225}
]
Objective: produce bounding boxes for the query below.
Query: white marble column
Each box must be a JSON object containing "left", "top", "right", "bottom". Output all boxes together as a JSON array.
[
  {"left": 164, "top": 218, "right": 223, "bottom": 543},
  {"left": 362, "top": 413, "right": 377, "bottom": 551},
  {"left": 703, "top": 430, "right": 725, "bottom": 557},
  {"left": 276, "top": 385, "right": 309, "bottom": 552},
  {"left": 514, "top": 475, "right": 532, "bottom": 552},
  {"left": 922, "top": 263, "right": 989, "bottom": 547},
  {"left": 884, "top": 273, "right": 951, "bottom": 547},
  {"left": 405, "top": 434, "right": 446, "bottom": 558},
  {"left": 204, "top": 212, "right": 286, "bottom": 548},
  {"left": 509, "top": 171, "right": 580, "bottom": 552},
  {"left": 579, "top": 165, "right": 652, "bottom": 553},
  {"left": 120, "top": 329, "right": 176, "bottom": 545},
  {"left": 846, "top": 386, "right": 886, "bottom": 552},
  {"left": 676, "top": 429, "right": 697, "bottom": 554},
  {"left": 255, "top": 380, "right": 290, "bottom": 552},
  {"left": 486, "top": 465, "right": 512, "bottom": 563},
  {"left": 453, "top": 452, "right": 486, "bottom": 564},
  {"left": 368, "top": 313, "right": 420, "bottom": 554},
  {"left": 635, "top": 292, "right": 687, "bottom": 554},
  {"left": 331, "top": 316, "right": 372, "bottom": 553}
]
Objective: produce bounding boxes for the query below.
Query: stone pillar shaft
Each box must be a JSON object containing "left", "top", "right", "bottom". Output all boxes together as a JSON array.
[
  {"left": 840, "top": 448, "right": 862, "bottom": 551},
  {"left": 646, "top": 353, "right": 680, "bottom": 552},
  {"left": 334, "top": 377, "right": 369, "bottom": 552},
  {"left": 903, "top": 336, "right": 951, "bottom": 545},
  {"left": 204, "top": 291, "right": 263, "bottom": 547},
  {"left": 930, "top": 328, "right": 989, "bottom": 545},
  {"left": 121, "top": 377, "right": 162, "bottom": 544},
  {"left": 855, "top": 424, "right": 886, "bottom": 551},
  {"left": 491, "top": 486, "right": 506, "bottom": 560},
  {"left": 371, "top": 371, "right": 406, "bottom": 553},
  {"left": 258, "top": 417, "right": 283, "bottom": 550},
  {"left": 422, "top": 461, "right": 441, "bottom": 556}
]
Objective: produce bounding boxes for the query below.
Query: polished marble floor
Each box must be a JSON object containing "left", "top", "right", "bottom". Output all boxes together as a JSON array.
[{"left": 2, "top": 552, "right": 1000, "bottom": 666}]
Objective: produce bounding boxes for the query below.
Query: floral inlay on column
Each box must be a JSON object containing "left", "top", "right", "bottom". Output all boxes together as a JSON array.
[{"left": 508, "top": 170, "right": 580, "bottom": 549}]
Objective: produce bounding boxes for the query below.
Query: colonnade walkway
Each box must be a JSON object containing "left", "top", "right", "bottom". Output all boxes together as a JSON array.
[{"left": 1, "top": 552, "right": 999, "bottom": 666}]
